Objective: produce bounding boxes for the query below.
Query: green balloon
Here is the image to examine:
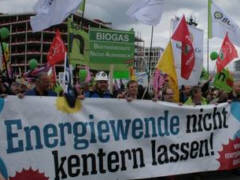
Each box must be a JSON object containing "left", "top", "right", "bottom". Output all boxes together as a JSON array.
[
  {"left": 0, "top": 27, "right": 10, "bottom": 40},
  {"left": 29, "top": 59, "right": 38, "bottom": 70},
  {"left": 79, "top": 70, "right": 87, "bottom": 82},
  {"left": 210, "top": 51, "right": 218, "bottom": 61}
]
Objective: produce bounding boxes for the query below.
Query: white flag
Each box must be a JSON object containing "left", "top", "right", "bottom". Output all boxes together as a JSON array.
[
  {"left": 126, "top": 0, "right": 165, "bottom": 26},
  {"left": 209, "top": 0, "right": 240, "bottom": 46},
  {"left": 30, "top": 0, "right": 83, "bottom": 32}
]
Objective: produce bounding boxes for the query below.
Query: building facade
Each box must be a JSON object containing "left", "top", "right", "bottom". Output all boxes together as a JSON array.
[
  {"left": 134, "top": 32, "right": 145, "bottom": 72},
  {"left": 0, "top": 13, "right": 145, "bottom": 75},
  {"left": 234, "top": 60, "right": 240, "bottom": 80},
  {"left": 144, "top": 47, "right": 164, "bottom": 74}
]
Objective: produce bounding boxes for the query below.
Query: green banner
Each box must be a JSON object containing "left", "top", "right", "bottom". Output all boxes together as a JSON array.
[
  {"left": 213, "top": 68, "right": 233, "bottom": 93},
  {"left": 89, "top": 28, "right": 135, "bottom": 64},
  {"left": 68, "top": 19, "right": 90, "bottom": 65},
  {"left": 68, "top": 20, "right": 133, "bottom": 72},
  {"left": 113, "top": 70, "right": 130, "bottom": 79}
]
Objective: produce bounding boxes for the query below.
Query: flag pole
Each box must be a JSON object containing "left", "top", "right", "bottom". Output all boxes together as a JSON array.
[
  {"left": 207, "top": 39, "right": 210, "bottom": 73},
  {"left": 80, "top": 0, "right": 86, "bottom": 30},
  {"left": 109, "top": 64, "right": 114, "bottom": 94},
  {"left": 207, "top": 0, "right": 212, "bottom": 74},
  {"left": 148, "top": 25, "right": 154, "bottom": 84}
]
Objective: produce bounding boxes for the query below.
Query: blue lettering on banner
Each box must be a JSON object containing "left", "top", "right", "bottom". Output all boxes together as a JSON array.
[{"left": 4, "top": 111, "right": 181, "bottom": 154}]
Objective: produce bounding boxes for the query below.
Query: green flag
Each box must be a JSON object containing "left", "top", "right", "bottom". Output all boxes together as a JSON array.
[
  {"left": 213, "top": 68, "right": 233, "bottom": 93},
  {"left": 77, "top": 0, "right": 86, "bottom": 14},
  {"left": 80, "top": 0, "right": 86, "bottom": 12}
]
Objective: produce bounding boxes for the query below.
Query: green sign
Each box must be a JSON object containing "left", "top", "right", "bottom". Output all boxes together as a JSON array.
[
  {"left": 113, "top": 70, "right": 130, "bottom": 79},
  {"left": 68, "top": 20, "right": 134, "bottom": 74},
  {"left": 89, "top": 28, "right": 135, "bottom": 64},
  {"left": 213, "top": 68, "right": 233, "bottom": 93},
  {"left": 68, "top": 19, "right": 90, "bottom": 65}
]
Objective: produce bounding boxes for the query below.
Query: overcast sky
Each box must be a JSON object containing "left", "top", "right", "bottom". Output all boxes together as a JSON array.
[{"left": 0, "top": 0, "right": 239, "bottom": 71}]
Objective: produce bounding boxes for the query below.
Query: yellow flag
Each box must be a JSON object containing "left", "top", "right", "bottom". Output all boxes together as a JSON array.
[
  {"left": 130, "top": 66, "right": 136, "bottom": 80},
  {"left": 156, "top": 41, "right": 179, "bottom": 102}
]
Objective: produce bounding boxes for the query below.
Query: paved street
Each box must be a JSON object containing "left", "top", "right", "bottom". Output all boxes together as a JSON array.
[
  {"left": 140, "top": 170, "right": 240, "bottom": 180},
  {"left": 170, "top": 170, "right": 240, "bottom": 180},
  {"left": 198, "top": 171, "right": 240, "bottom": 180}
]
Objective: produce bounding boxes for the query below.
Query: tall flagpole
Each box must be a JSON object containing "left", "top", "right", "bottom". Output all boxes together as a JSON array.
[
  {"left": 207, "top": 0, "right": 212, "bottom": 74},
  {"left": 207, "top": 40, "right": 210, "bottom": 73},
  {"left": 80, "top": 0, "right": 86, "bottom": 30},
  {"left": 148, "top": 26, "right": 154, "bottom": 83}
]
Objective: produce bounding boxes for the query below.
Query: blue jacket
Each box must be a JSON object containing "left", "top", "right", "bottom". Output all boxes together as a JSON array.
[
  {"left": 85, "top": 90, "right": 112, "bottom": 98},
  {"left": 25, "top": 88, "right": 57, "bottom": 96}
]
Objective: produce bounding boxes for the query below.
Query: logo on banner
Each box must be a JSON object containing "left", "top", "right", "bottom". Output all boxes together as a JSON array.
[
  {"left": 214, "top": 11, "right": 223, "bottom": 19},
  {"left": 9, "top": 168, "right": 48, "bottom": 180},
  {"left": 218, "top": 138, "right": 240, "bottom": 170},
  {"left": 214, "top": 11, "right": 233, "bottom": 28},
  {"left": 219, "top": 50, "right": 224, "bottom": 61},
  {"left": 55, "top": 97, "right": 82, "bottom": 114},
  {"left": 183, "top": 44, "right": 191, "bottom": 55}
]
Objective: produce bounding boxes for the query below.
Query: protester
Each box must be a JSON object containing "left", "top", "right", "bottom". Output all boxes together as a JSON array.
[
  {"left": 162, "top": 88, "right": 175, "bottom": 103},
  {"left": 208, "top": 89, "right": 220, "bottom": 104},
  {"left": 9, "top": 82, "right": 22, "bottom": 95},
  {"left": 117, "top": 80, "right": 139, "bottom": 101},
  {"left": 25, "top": 72, "right": 57, "bottom": 96},
  {"left": 229, "top": 80, "right": 240, "bottom": 101},
  {"left": 184, "top": 86, "right": 207, "bottom": 105},
  {"left": 0, "top": 74, "right": 10, "bottom": 97},
  {"left": 85, "top": 71, "right": 112, "bottom": 98},
  {"left": 179, "top": 85, "right": 191, "bottom": 103},
  {"left": 74, "top": 83, "right": 85, "bottom": 96},
  {"left": 138, "top": 84, "right": 151, "bottom": 100},
  {"left": 0, "top": 84, "right": 7, "bottom": 98}
]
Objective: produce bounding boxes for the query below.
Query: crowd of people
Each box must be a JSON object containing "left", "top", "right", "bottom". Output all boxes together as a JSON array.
[{"left": 1, "top": 70, "right": 240, "bottom": 106}]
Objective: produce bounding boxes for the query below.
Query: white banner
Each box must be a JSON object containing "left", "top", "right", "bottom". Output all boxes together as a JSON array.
[
  {"left": 0, "top": 97, "right": 240, "bottom": 180},
  {"left": 210, "top": 1, "right": 240, "bottom": 47},
  {"left": 171, "top": 19, "right": 204, "bottom": 87}
]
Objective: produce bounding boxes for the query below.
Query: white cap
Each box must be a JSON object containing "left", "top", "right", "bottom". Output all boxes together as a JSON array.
[{"left": 95, "top": 71, "right": 108, "bottom": 81}]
